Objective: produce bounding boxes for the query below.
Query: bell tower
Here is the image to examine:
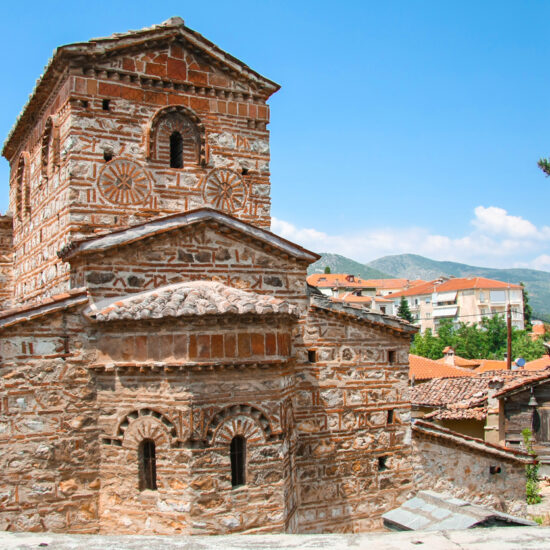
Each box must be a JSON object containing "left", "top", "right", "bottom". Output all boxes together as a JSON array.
[{"left": 2, "top": 17, "right": 280, "bottom": 305}]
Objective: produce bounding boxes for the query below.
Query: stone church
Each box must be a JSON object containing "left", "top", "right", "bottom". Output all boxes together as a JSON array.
[{"left": 0, "top": 18, "right": 416, "bottom": 534}]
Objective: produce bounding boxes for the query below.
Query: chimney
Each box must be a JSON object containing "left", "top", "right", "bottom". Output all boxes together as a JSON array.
[
  {"left": 484, "top": 377, "right": 505, "bottom": 445},
  {"left": 443, "top": 346, "right": 455, "bottom": 366}
]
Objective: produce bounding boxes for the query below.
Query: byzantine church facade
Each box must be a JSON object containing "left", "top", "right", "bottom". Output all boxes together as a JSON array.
[{"left": 0, "top": 18, "right": 416, "bottom": 534}]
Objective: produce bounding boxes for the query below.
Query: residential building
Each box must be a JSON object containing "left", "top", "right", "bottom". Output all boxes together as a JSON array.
[{"left": 388, "top": 277, "right": 525, "bottom": 333}]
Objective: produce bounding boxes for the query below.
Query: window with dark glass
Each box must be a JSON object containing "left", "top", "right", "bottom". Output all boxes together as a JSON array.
[
  {"left": 230, "top": 435, "right": 246, "bottom": 487},
  {"left": 170, "top": 131, "right": 184, "bottom": 168},
  {"left": 139, "top": 439, "right": 157, "bottom": 491}
]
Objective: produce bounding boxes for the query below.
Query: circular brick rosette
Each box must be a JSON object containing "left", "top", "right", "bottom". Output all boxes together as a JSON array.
[
  {"left": 202, "top": 168, "right": 248, "bottom": 213},
  {"left": 98, "top": 158, "right": 152, "bottom": 206}
]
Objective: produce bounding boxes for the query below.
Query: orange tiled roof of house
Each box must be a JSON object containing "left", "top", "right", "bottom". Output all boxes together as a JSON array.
[
  {"left": 388, "top": 277, "right": 522, "bottom": 299},
  {"left": 436, "top": 355, "right": 481, "bottom": 368},
  {"left": 474, "top": 359, "right": 508, "bottom": 373},
  {"left": 307, "top": 274, "right": 377, "bottom": 288},
  {"left": 409, "top": 354, "right": 474, "bottom": 381},
  {"left": 359, "top": 278, "right": 427, "bottom": 290},
  {"left": 332, "top": 295, "right": 373, "bottom": 305},
  {"left": 525, "top": 355, "right": 550, "bottom": 371}
]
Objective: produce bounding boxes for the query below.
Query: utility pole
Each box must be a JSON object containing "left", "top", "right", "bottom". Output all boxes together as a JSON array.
[{"left": 507, "top": 303, "right": 512, "bottom": 370}]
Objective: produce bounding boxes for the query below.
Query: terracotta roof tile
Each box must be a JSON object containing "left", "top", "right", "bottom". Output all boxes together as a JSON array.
[
  {"left": 411, "top": 376, "right": 490, "bottom": 407},
  {"left": 436, "top": 355, "right": 481, "bottom": 368},
  {"left": 307, "top": 274, "right": 378, "bottom": 289},
  {"left": 389, "top": 277, "right": 522, "bottom": 299},
  {"left": 474, "top": 359, "right": 508, "bottom": 373},
  {"left": 85, "top": 281, "right": 297, "bottom": 322},
  {"left": 525, "top": 356, "right": 550, "bottom": 371},
  {"left": 409, "top": 354, "right": 475, "bottom": 381},
  {"left": 423, "top": 407, "right": 487, "bottom": 421}
]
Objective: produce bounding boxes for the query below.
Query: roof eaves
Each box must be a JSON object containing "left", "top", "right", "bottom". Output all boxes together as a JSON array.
[
  {"left": 0, "top": 288, "right": 88, "bottom": 329},
  {"left": 412, "top": 419, "right": 535, "bottom": 463},
  {"left": 58, "top": 208, "right": 320, "bottom": 264},
  {"left": 309, "top": 294, "right": 418, "bottom": 335}
]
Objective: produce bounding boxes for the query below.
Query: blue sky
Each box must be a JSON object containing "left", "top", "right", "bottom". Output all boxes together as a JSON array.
[{"left": 1, "top": 1, "right": 549, "bottom": 270}]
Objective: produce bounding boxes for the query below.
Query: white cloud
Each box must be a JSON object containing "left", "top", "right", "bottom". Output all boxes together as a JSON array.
[{"left": 271, "top": 206, "right": 550, "bottom": 271}]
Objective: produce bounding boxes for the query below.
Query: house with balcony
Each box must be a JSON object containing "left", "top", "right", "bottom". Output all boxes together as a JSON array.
[{"left": 388, "top": 277, "right": 524, "bottom": 333}]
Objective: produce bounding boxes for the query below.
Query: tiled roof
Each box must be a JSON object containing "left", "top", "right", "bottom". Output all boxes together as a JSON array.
[
  {"left": 389, "top": 277, "right": 522, "bottom": 299},
  {"left": 474, "top": 359, "right": 507, "bottom": 373},
  {"left": 411, "top": 376, "right": 490, "bottom": 407},
  {"left": 423, "top": 407, "right": 487, "bottom": 421},
  {"left": 308, "top": 294, "right": 417, "bottom": 335},
  {"left": 85, "top": 281, "right": 297, "bottom": 322},
  {"left": 0, "top": 289, "right": 88, "bottom": 329},
  {"left": 412, "top": 420, "right": 535, "bottom": 464},
  {"left": 494, "top": 369, "right": 550, "bottom": 398},
  {"left": 412, "top": 368, "right": 550, "bottom": 408},
  {"left": 409, "top": 354, "right": 474, "bottom": 381},
  {"left": 437, "top": 355, "right": 481, "bottom": 368},
  {"left": 525, "top": 355, "right": 550, "bottom": 371},
  {"left": 59, "top": 208, "right": 319, "bottom": 264},
  {"left": 332, "top": 295, "right": 373, "bottom": 305},
  {"left": 307, "top": 274, "right": 378, "bottom": 289}
]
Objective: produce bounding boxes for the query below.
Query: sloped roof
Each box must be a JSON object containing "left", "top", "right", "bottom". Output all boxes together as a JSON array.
[
  {"left": 525, "top": 355, "right": 550, "bottom": 371},
  {"left": 410, "top": 354, "right": 474, "bottom": 381},
  {"left": 411, "top": 376, "right": 490, "bottom": 407},
  {"left": 389, "top": 277, "right": 522, "bottom": 299},
  {"left": 308, "top": 294, "right": 417, "bottom": 335},
  {"left": 383, "top": 489, "right": 535, "bottom": 531},
  {"left": 474, "top": 359, "right": 508, "bottom": 373},
  {"left": 437, "top": 354, "right": 481, "bottom": 368},
  {"left": 4, "top": 17, "right": 280, "bottom": 159},
  {"left": 0, "top": 288, "right": 88, "bottom": 329},
  {"left": 85, "top": 281, "right": 297, "bottom": 322},
  {"left": 424, "top": 407, "right": 487, "bottom": 421},
  {"left": 58, "top": 208, "right": 320, "bottom": 264},
  {"left": 494, "top": 369, "right": 550, "bottom": 398},
  {"left": 306, "top": 274, "right": 378, "bottom": 289}
]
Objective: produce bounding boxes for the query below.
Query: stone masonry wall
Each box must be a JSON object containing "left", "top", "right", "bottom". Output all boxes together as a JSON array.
[
  {"left": 0, "top": 308, "right": 100, "bottom": 533},
  {"left": 0, "top": 216, "right": 14, "bottom": 309},
  {"left": 93, "top": 315, "right": 295, "bottom": 535},
  {"left": 412, "top": 427, "right": 528, "bottom": 517},
  {"left": 292, "top": 307, "right": 413, "bottom": 533},
  {"left": 69, "top": 225, "right": 309, "bottom": 307},
  {"left": 7, "top": 40, "right": 273, "bottom": 307}
]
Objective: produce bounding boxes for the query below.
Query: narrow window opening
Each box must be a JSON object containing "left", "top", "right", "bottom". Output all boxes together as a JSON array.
[
  {"left": 241, "top": 167, "right": 249, "bottom": 175},
  {"left": 81, "top": 100, "right": 89, "bottom": 109},
  {"left": 170, "top": 131, "right": 184, "bottom": 168},
  {"left": 103, "top": 151, "right": 113, "bottom": 162},
  {"left": 388, "top": 350, "right": 396, "bottom": 365},
  {"left": 378, "top": 456, "right": 388, "bottom": 472},
  {"left": 489, "top": 465, "right": 501, "bottom": 475},
  {"left": 102, "top": 99, "right": 111, "bottom": 111},
  {"left": 230, "top": 435, "right": 246, "bottom": 487},
  {"left": 138, "top": 439, "right": 157, "bottom": 491},
  {"left": 387, "top": 409, "right": 394, "bottom": 424},
  {"left": 308, "top": 350, "right": 317, "bottom": 363}
]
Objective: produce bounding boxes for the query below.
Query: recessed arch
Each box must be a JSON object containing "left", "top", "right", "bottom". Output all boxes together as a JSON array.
[
  {"left": 147, "top": 105, "right": 205, "bottom": 166},
  {"left": 205, "top": 404, "right": 273, "bottom": 446},
  {"left": 15, "top": 152, "right": 30, "bottom": 219},
  {"left": 41, "top": 116, "right": 59, "bottom": 182},
  {"left": 114, "top": 408, "right": 178, "bottom": 449}
]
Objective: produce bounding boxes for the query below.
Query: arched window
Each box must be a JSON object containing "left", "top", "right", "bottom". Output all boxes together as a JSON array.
[
  {"left": 148, "top": 106, "right": 204, "bottom": 167},
  {"left": 230, "top": 435, "right": 246, "bottom": 487},
  {"left": 170, "top": 131, "right": 184, "bottom": 168},
  {"left": 138, "top": 439, "right": 157, "bottom": 491}
]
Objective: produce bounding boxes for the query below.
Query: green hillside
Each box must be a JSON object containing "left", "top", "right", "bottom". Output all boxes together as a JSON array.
[{"left": 307, "top": 253, "right": 392, "bottom": 280}]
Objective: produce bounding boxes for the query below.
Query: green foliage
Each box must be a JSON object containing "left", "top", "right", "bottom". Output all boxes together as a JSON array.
[
  {"left": 521, "top": 282, "right": 533, "bottom": 331},
  {"left": 538, "top": 157, "right": 550, "bottom": 177},
  {"left": 324, "top": 266, "right": 331, "bottom": 274},
  {"left": 522, "top": 428, "right": 542, "bottom": 505},
  {"left": 410, "top": 314, "right": 546, "bottom": 361},
  {"left": 397, "top": 297, "right": 414, "bottom": 323}
]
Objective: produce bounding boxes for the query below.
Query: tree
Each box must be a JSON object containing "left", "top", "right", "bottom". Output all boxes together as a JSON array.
[
  {"left": 324, "top": 266, "right": 331, "bottom": 274},
  {"left": 538, "top": 157, "right": 550, "bottom": 177},
  {"left": 521, "top": 282, "right": 533, "bottom": 331},
  {"left": 397, "top": 297, "right": 414, "bottom": 323}
]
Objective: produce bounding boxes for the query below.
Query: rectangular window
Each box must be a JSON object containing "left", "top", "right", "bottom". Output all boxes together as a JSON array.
[
  {"left": 308, "top": 349, "right": 317, "bottom": 363},
  {"left": 388, "top": 350, "right": 396, "bottom": 365},
  {"left": 387, "top": 409, "right": 394, "bottom": 424},
  {"left": 378, "top": 456, "right": 388, "bottom": 471}
]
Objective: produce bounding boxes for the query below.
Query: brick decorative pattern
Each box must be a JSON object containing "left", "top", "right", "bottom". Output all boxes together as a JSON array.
[{"left": 0, "top": 19, "right": 419, "bottom": 536}]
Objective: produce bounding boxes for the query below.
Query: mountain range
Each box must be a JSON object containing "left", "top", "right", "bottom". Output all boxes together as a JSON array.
[{"left": 308, "top": 253, "right": 550, "bottom": 322}]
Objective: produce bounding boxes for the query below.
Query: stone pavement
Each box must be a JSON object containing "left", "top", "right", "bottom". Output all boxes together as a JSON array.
[{"left": 2, "top": 527, "right": 550, "bottom": 550}]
